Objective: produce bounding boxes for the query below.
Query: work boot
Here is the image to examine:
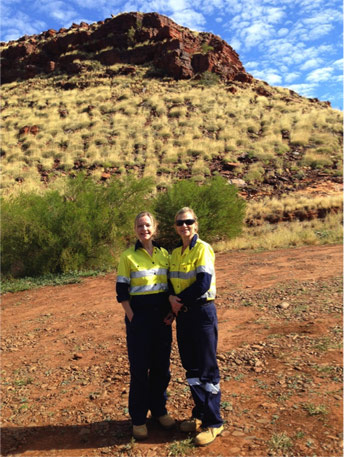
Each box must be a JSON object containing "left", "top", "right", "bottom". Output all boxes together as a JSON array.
[
  {"left": 132, "top": 424, "right": 148, "bottom": 440},
  {"left": 180, "top": 417, "right": 202, "bottom": 432},
  {"left": 157, "top": 414, "right": 175, "bottom": 429},
  {"left": 195, "top": 425, "right": 224, "bottom": 446}
]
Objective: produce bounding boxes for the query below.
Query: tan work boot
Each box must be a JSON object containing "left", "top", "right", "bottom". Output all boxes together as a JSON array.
[
  {"left": 157, "top": 414, "right": 175, "bottom": 429},
  {"left": 195, "top": 425, "right": 224, "bottom": 446},
  {"left": 180, "top": 417, "right": 202, "bottom": 432},
  {"left": 132, "top": 424, "right": 148, "bottom": 440}
]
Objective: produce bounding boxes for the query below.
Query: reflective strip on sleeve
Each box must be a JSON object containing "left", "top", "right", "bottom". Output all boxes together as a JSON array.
[
  {"left": 117, "top": 275, "right": 130, "bottom": 284},
  {"left": 169, "top": 270, "right": 197, "bottom": 280},
  {"left": 196, "top": 265, "right": 214, "bottom": 275},
  {"left": 187, "top": 378, "right": 220, "bottom": 394},
  {"left": 201, "top": 290, "right": 216, "bottom": 300},
  {"left": 130, "top": 283, "right": 168, "bottom": 294},
  {"left": 130, "top": 268, "right": 168, "bottom": 279}
]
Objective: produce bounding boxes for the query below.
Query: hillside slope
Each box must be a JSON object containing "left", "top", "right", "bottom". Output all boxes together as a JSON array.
[{"left": 0, "top": 12, "right": 342, "bottom": 197}]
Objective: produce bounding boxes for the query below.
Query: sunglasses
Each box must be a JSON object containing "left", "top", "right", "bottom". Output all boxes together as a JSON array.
[{"left": 176, "top": 219, "right": 195, "bottom": 226}]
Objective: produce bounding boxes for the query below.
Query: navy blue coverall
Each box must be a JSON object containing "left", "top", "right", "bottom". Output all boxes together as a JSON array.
[
  {"left": 169, "top": 234, "right": 223, "bottom": 428},
  {"left": 116, "top": 240, "right": 172, "bottom": 426}
]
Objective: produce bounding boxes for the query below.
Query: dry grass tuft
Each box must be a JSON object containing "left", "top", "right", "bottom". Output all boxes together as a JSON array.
[{"left": 1, "top": 68, "right": 342, "bottom": 197}]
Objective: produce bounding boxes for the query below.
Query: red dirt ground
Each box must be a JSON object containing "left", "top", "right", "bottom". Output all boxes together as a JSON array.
[{"left": 1, "top": 244, "right": 343, "bottom": 457}]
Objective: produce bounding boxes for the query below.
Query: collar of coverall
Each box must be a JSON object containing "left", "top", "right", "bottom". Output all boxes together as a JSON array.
[
  {"left": 135, "top": 240, "right": 161, "bottom": 251},
  {"left": 177, "top": 233, "right": 198, "bottom": 249}
]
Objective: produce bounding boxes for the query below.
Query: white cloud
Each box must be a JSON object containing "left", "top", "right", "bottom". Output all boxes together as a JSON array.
[
  {"left": 333, "top": 58, "right": 344, "bottom": 69},
  {"left": 197, "top": 0, "right": 224, "bottom": 14},
  {"left": 287, "top": 82, "right": 317, "bottom": 98},
  {"left": 284, "top": 72, "right": 300, "bottom": 83},
  {"left": 299, "top": 24, "right": 333, "bottom": 41},
  {"left": 277, "top": 27, "right": 289, "bottom": 37},
  {"left": 300, "top": 58, "right": 324, "bottom": 70},
  {"left": 306, "top": 66, "right": 333, "bottom": 83},
  {"left": 0, "top": 12, "right": 46, "bottom": 41},
  {"left": 265, "top": 6, "right": 285, "bottom": 23},
  {"left": 244, "top": 61, "right": 259, "bottom": 69},
  {"left": 170, "top": 9, "right": 206, "bottom": 30},
  {"left": 221, "top": 0, "right": 242, "bottom": 14},
  {"left": 303, "top": 8, "right": 342, "bottom": 25},
  {"left": 241, "top": 22, "right": 275, "bottom": 48},
  {"left": 229, "top": 37, "right": 241, "bottom": 51},
  {"left": 167, "top": 0, "right": 188, "bottom": 10},
  {"left": 253, "top": 69, "right": 282, "bottom": 85}
]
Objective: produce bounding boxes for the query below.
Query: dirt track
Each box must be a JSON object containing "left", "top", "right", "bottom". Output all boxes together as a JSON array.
[{"left": 1, "top": 244, "right": 343, "bottom": 457}]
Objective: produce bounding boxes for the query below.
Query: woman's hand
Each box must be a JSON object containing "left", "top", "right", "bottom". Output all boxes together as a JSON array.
[
  {"left": 169, "top": 295, "right": 183, "bottom": 315},
  {"left": 163, "top": 311, "right": 175, "bottom": 325},
  {"left": 121, "top": 300, "right": 134, "bottom": 322},
  {"left": 126, "top": 309, "right": 134, "bottom": 322}
]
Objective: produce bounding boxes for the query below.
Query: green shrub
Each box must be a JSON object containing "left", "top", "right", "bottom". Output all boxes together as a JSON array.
[
  {"left": 1, "top": 174, "right": 154, "bottom": 277},
  {"left": 153, "top": 176, "right": 246, "bottom": 249},
  {"left": 201, "top": 43, "right": 214, "bottom": 54},
  {"left": 196, "top": 71, "right": 220, "bottom": 87}
]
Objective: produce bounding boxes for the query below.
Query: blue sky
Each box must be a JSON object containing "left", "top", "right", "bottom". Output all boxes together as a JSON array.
[{"left": 1, "top": 0, "right": 343, "bottom": 109}]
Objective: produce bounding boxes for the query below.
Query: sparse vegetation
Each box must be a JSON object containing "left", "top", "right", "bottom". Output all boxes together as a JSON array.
[
  {"left": 167, "top": 438, "right": 194, "bottom": 456},
  {"left": 302, "top": 403, "right": 328, "bottom": 416},
  {"left": 214, "top": 212, "right": 343, "bottom": 252},
  {"left": 2, "top": 67, "right": 341, "bottom": 197},
  {"left": 268, "top": 432, "right": 293, "bottom": 453}
]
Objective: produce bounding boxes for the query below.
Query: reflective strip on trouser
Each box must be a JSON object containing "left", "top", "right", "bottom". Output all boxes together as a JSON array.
[
  {"left": 176, "top": 302, "right": 223, "bottom": 428},
  {"left": 187, "top": 377, "right": 220, "bottom": 395},
  {"left": 125, "top": 309, "right": 172, "bottom": 426}
]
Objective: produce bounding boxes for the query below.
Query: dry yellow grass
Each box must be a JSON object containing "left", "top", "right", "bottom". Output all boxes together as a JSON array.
[
  {"left": 214, "top": 213, "right": 343, "bottom": 252},
  {"left": 1, "top": 65, "right": 342, "bottom": 197}
]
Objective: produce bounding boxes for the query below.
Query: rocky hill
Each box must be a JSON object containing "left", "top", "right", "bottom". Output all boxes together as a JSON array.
[
  {"left": 1, "top": 12, "right": 252, "bottom": 84},
  {"left": 1, "top": 12, "right": 342, "bottom": 201}
]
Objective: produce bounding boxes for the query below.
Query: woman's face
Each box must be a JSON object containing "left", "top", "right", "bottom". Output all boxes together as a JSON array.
[
  {"left": 135, "top": 215, "right": 155, "bottom": 243},
  {"left": 175, "top": 211, "right": 197, "bottom": 241}
]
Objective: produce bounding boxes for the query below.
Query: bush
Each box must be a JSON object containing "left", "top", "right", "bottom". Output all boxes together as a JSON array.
[
  {"left": 1, "top": 174, "right": 154, "bottom": 277},
  {"left": 153, "top": 176, "right": 246, "bottom": 249},
  {"left": 196, "top": 71, "right": 220, "bottom": 87},
  {"left": 1, "top": 175, "right": 245, "bottom": 278}
]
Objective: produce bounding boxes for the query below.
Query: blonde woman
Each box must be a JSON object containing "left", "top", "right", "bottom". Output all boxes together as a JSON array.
[
  {"left": 169, "top": 207, "right": 223, "bottom": 446},
  {"left": 116, "top": 212, "right": 175, "bottom": 440}
]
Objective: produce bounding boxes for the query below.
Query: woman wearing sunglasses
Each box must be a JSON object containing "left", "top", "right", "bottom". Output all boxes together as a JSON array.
[
  {"left": 169, "top": 207, "right": 223, "bottom": 446},
  {"left": 116, "top": 211, "right": 175, "bottom": 440}
]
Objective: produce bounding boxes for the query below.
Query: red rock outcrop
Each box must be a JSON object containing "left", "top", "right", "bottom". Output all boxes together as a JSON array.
[{"left": 0, "top": 12, "right": 252, "bottom": 84}]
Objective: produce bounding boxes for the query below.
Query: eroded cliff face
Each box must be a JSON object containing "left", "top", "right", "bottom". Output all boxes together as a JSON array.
[{"left": 1, "top": 12, "right": 253, "bottom": 84}]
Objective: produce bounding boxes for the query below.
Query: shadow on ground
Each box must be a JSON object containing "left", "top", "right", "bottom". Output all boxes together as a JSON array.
[{"left": 1, "top": 419, "right": 187, "bottom": 455}]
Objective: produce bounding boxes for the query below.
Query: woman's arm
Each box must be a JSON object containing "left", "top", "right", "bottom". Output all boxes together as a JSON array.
[{"left": 121, "top": 300, "right": 134, "bottom": 322}]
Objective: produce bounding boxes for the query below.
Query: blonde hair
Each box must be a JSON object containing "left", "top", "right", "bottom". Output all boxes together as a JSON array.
[
  {"left": 134, "top": 211, "right": 158, "bottom": 233},
  {"left": 174, "top": 207, "right": 198, "bottom": 231}
]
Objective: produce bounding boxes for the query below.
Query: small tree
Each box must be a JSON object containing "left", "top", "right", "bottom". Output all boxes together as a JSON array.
[
  {"left": 153, "top": 176, "right": 246, "bottom": 249},
  {"left": 1, "top": 174, "right": 154, "bottom": 277}
]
